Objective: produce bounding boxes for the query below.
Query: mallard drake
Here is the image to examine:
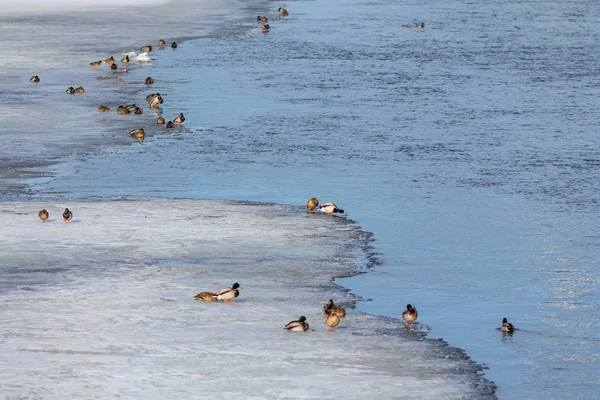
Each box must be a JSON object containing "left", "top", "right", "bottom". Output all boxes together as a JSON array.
[
  {"left": 323, "top": 299, "right": 335, "bottom": 315},
  {"left": 98, "top": 105, "right": 111, "bottom": 112},
  {"left": 166, "top": 121, "right": 175, "bottom": 129},
  {"left": 261, "top": 23, "right": 270, "bottom": 31},
  {"left": 307, "top": 197, "right": 319, "bottom": 212},
  {"left": 500, "top": 317, "right": 515, "bottom": 333},
  {"left": 157, "top": 116, "right": 166, "bottom": 124},
  {"left": 29, "top": 75, "right": 40, "bottom": 82},
  {"left": 257, "top": 16, "right": 268, "bottom": 22},
  {"left": 134, "top": 107, "right": 143, "bottom": 115},
  {"left": 415, "top": 22, "right": 425, "bottom": 28},
  {"left": 216, "top": 282, "right": 241, "bottom": 303},
  {"left": 75, "top": 86, "right": 85, "bottom": 93},
  {"left": 89, "top": 60, "right": 102, "bottom": 68},
  {"left": 148, "top": 94, "right": 163, "bottom": 108},
  {"left": 173, "top": 113, "right": 185, "bottom": 123},
  {"left": 171, "top": 42, "right": 178, "bottom": 48},
  {"left": 117, "top": 106, "right": 130, "bottom": 115},
  {"left": 66, "top": 87, "right": 75, "bottom": 94},
  {"left": 129, "top": 128, "right": 145, "bottom": 140},
  {"left": 124, "top": 104, "right": 138, "bottom": 112},
  {"left": 158, "top": 39, "right": 166, "bottom": 46},
  {"left": 278, "top": 7, "right": 289, "bottom": 16},
  {"left": 194, "top": 291, "right": 217, "bottom": 302},
  {"left": 145, "top": 77, "right": 154, "bottom": 84},
  {"left": 38, "top": 209, "right": 49, "bottom": 221},
  {"left": 326, "top": 313, "right": 340, "bottom": 331},
  {"left": 285, "top": 316, "right": 309, "bottom": 332},
  {"left": 334, "top": 305, "right": 346, "bottom": 318},
  {"left": 318, "top": 202, "right": 346, "bottom": 216},
  {"left": 401, "top": 23, "right": 411, "bottom": 28},
  {"left": 402, "top": 304, "right": 418, "bottom": 326},
  {"left": 140, "top": 45, "right": 153, "bottom": 52},
  {"left": 110, "top": 63, "right": 118, "bottom": 70},
  {"left": 121, "top": 55, "right": 130, "bottom": 64},
  {"left": 63, "top": 208, "right": 73, "bottom": 223}
]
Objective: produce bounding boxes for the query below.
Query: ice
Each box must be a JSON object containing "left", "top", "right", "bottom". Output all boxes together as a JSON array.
[
  {"left": 124, "top": 52, "right": 153, "bottom": 63},
  {"left": 0, "top": 0, "right": 168, "bottom": 15},
  {"left": 0, "top": 199, "right": 493, "bottom": 398}
]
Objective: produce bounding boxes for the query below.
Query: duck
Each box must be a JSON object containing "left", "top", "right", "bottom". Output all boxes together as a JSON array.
[
  {"left": 103, "top": 56, "right": 115, "bottom": 64},
  {"left": 98, "top": 106, "right": 111, "bottom": 112},
  {"left": 278, "top": 7, "right": 289, "bottom": 16},
  {"left": 65, "top": 87, "right": 76, "bottom": 94},
  {"left": 285, "top": 316, "right": 309, "bottom": 332},
  {"left": 117, "top": 106, "right": 130, "bottom": 115},
  {"left": 326, "top": 313, "right": 340, "bottom": 331},
  {"left": 194, "top": 291, "right": 217, "bottom": 302},
  {"left": 148, "top": 94, "right": 163, "bottom": 108},
  {"left": 216, "top": 283, "right": 241, "bottom": 303},
  {"left": 171, "top": 42, "right": 178, "bottom": 48},
  {"left": 307, "top": 197, "right": 319, "bottom": 212},
  {"left": 63, "top": 208, "right": 73, "bottom": 223},
  {"left": 261, "top": 23, "right": 270, "bottom": 31},
  {"left": 124, "top": 104, "right": 138, "bottom": 112},
  {"left": 158, "top": 39, "right": 166, "bottom": 46},
  {"left": 401, "top": 23, "right": 411, "bottom": 28},
  {"left": 121, "top": 55, "right": 130, "bottom": 64},
  {"left": 140, "top": 45, "right": 153, "bottom": 52},
  {"left": 75, "top": 86, "right": 85, "bottom": 93},
  {"left": 38, "top": 209, "right": 49, "bottom": 221},
  {"left": 322, "top": 299, "right": 335, "bottom": 315},
  {"left": 146, "top": 93, "right": 160, "bottom": 101},
  {"left": 173, "top": 113, "right": 185, "bottom": 123},
  {"left": 318, "top": 202, "right": 346, "bottom": 216},
  {"left": 110, "top": 63, "right": 118, "bottom": 70},
  {"left": 88, "top": 60, "right": 102, "bottom": 68},
  {"left": 334, "top": 305, "right": 346, "bottom": 318},
  {"left": 145, "top": 77, "right": 154, "bottom": 84},
  {"left": 402, "top": 304, "right": 418, "bottom": 326},
  {"left": 500, "top": 317, "right": 515, "bottom": 333},
  {"left": 414, "top": 22, "right": 425, "bottom": 28},
  {"left": 134, "top": 107, "right": 143, "bottom": 115},
  {"left": 257, "top": 16, "right": 268, "bottom": 22},
  {"left": 166, "top": 121, "right": 175, "bottom": 129},
  {"left": 29, "top": 75, "right": 40, "bottom": 83},
  {"left": 129, "top": 128, "right": 145, "bottom": 140},
  {"left": 157, "top": 116, "right": 166, "bottom": 124}
]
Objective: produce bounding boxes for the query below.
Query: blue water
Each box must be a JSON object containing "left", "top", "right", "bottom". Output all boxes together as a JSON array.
[{"left": 7, "top": 0, "right": 600, "bottom": 398}]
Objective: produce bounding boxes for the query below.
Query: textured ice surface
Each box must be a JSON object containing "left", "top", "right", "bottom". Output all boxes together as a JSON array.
[{"left": 0, "top": 199, "right": 494, "bottom": 398}]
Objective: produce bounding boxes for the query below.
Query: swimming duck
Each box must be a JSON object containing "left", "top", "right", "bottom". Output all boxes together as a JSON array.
[
  {"left": 158, "top": 39, "right": 166, "bottom": 46},
  {"left": 157, "top": 116, "right": 166, "bottom": 124},
  {"left": 103, "top": 56, "right": 115, "bottom": 64},
  {"left": 500, "top": 317, "right": 515, "bottom": 333},
  {"left": 415, "top": 22, "right": 425, "bottom": 28},
  {"left": 145, "top": 77, "right": 154, "bottom": 84},
  {"left": 63, "top": 208, "right": 73, "bottom": 223},
  {"left": 334, "top": 305, "right": 346, "bottom": 318},
  {"left": 401, "top": 23, "right": 411, "bottom": 28},
  {"left": 129, "top": 128, "right": 145, "bottom": 140},
  {"left": 110, "top": 63, "right": 118, "bottom": 70},
  {"left": 326, "top": 313, "right": 340, "bottom": 331},
  {"left": 285, "top": 316, "right": 309, "bottom": 332},
  {"left": 318, "top": 202, "right": 346, "bottom": 216},
  {"left": 307, "top": 197, "right": 319, "bottom": 212},
  {"left": 134, "top": 107, "right": 143, "bottom": 115},
  {"left": 173, "top": 113, "right": 185, "bottom": 123},
  {"left": 124, "top": 104, "right": 138, "bottom": 112},
  {"left": 402, "top": 304, "right": 418, "bottom": 326},
  {"left": 38, "top": 209, "right": 49, "bottom": 221},
  {"left": 323, "top": 299, "right": 335, "bottom": 315},
  {"left": 66, "top": 87, "right": 75, "bottom": 94},
  {"left": 194, "top": 291, "right": 218, "bottom": 302},
  {"left": 257, "top": 16, "right": 268, "bottom": 22},
  {"left": 171, "top": 42, "right": 178, "bottom": 48},
  {"left": 261, "top": 23, "right": 270, "bottom": 31},
  {"left": 166, "top": 121, "right": 175, "bottom": 128},
  {"left": 278, "top": 7, "right": 289, "bottom": 16},
  {"left": 117, "top": 106, "right": 130, "bottom": 115},
  {"left": 98, "top": 105, "right": 111, "bottom": 112},
  {"left": 75, "top": 86, "right": 85, "bottom": 93},
  {"left": 140, "top": 45, "right": 153, "bottom": 52},
  {"left": 148, "top": 94, "right": 163, "bottom": 108},
  {"left": 216, "top": 283, "right": 241, "bottom": 303},
  {"left": 29, "top": 75, "right": 40, "bottom": 82},
  {"left": 121, "top": 55, "right": 130, "bottom": 64},
  {"left": 88, "top": 60, "right": 102, "bottom": 68}
]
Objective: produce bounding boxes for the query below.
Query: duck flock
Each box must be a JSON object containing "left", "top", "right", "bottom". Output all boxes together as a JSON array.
[{"left": 28, "top": 5, "right": 515, "bottom": 335}]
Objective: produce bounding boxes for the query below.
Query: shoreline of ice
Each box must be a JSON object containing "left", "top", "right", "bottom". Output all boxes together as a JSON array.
[{"left": 0, "top": 198, "right": 496, "bottom": 398}]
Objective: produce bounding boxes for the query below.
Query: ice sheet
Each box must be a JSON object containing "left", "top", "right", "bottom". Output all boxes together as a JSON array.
[{"left": 0, "top": 199, "right": 494, "bottom": 398}]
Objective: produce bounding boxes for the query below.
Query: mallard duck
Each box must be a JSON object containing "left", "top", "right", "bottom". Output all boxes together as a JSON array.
[
  {"left": 124, "top": 104, "right": 138, "bottom": 112},
  {"left": 171, "top": 42, "right": 178, "bottom": 48},
  {"left": 98, "top": 106, "right": 111, "bottom": 112},
  {"left": 75, "top": 87, "right": 85, "bottom": 93},
  {"left": 29, "top": 75, "right": 40, "bottom": 82},
  {"left": 285, "top": 316, "right": 309, "bottom": 332},
  {"left": 326, "top": 313, "right": 340, "bottom": 331},
  {"left": 145, "top": 77, "right": 154, "bottom": 84},
  {"left": 134, "top": 107, "right": 143, "bottom": 115},
  {"left": 402, "top": 304, "right": 418, "bottom": 326},
  {"left": 216, "top": 283, "right": 241, "bottom": 303},
  {"left": 415, "top": 22, "right": 425, "bottom": 28},
  {"left": 89, "top": 60, "right": 102, "bottom": 68},
  {"left": 63, "top": 208, "right": 73, "bottom": 223},
  {"left": 148, "top": 94, "right": 163, "bottom": 108},
  {"left": 117, "top": 106, "right": 130, "bottom": 115},
  {"left": 257, "top": 16, "right": 268, "bottom": 22},
  {"left": 323, "top": 299, "right": 335, "bottom": 315},
  {"left": 500, "top": 317, "right": 515, "bottom": 333},
  {"left": 38, "top": 209, "right": 49, "bottom": 221},
  {"left": 318, "top": 202, "right": 346, "bottom": 216},
  {"left": 334, "top": 305, "right": 346, "bottom": 318},
  {"left": 110, "top": 63, "right": 118, "bottom": 70},
  {"left": 65, "top": 87, "right": 75, "bottom": 94},
  {"left": 140, "top": 45, "right": 153, "bottom": 52},
  {"left": 402, "top": 23, "right": 411, "bottom": 28},
  {"left": 307, "top": 197, "right": 319, "bottom": 212},
  {"left": 166, "top": 121, "right": 175, "bottom": 129},
  {"left": 278, "top": 7, "right": 289, "bottom": 16},
  {"left": 103, "top": 56, "right": 115, "bottom": 64},
  {"left": 194, "top": 291, "right": 217, "bottom": 302},
  {"left": 129, "top": 128, "right": 145, "bottom": 140},
  {"left": 173, "top": 113, "right": 185, "bottom": 123},
  {"left": 261, "top": 23, "right": 270, "bottom": 31},
  {"left": 121, "top": 55, "right": 130, "bottom": 64},
  {"left": 158, "top": 39, "right": 166, "bottom": 46},
  {"left": 157, "top": 116, "right": 166, "bottom": 124}
]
